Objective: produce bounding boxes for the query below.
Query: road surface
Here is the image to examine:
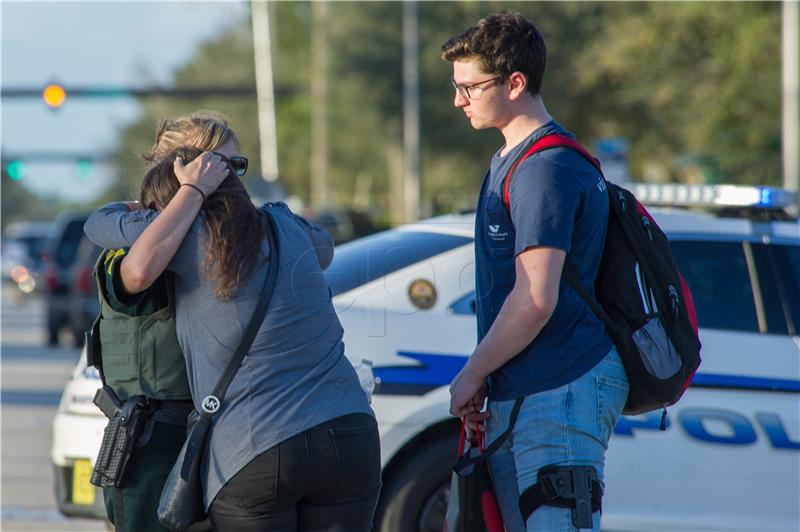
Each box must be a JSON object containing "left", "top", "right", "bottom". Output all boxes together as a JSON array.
[{"left": 1, "top": 287, "right": 106, "bottom": 531}]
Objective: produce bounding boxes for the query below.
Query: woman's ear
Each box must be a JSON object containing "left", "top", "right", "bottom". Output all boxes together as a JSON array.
[{"left": 507, "top": 72, "right": 528, "bottom": 101}]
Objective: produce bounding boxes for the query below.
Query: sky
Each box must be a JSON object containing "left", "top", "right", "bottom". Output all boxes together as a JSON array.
[{"left": 1, "top": 0, "right": 250, "bottom": 202}]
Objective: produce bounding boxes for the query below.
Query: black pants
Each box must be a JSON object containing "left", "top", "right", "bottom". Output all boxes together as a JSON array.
[
  {"left": 104, "top": 418, "right": 186, "bottom": 532},
  {"left": 208, "top": 413, "right": 381, "bottom": 531}
]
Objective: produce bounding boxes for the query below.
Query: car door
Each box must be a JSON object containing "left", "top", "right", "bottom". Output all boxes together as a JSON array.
[{"left": 603, "top": 237, "right": 800, "bottom": 531}]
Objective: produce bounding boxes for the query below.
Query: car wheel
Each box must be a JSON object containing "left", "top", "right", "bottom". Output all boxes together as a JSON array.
[{"left": 374, "top": 436, "right": 457, "bottom": 532}]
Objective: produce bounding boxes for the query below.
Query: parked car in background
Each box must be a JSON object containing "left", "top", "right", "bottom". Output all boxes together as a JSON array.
[
  {"left": 309, "top": 207, "right": 378, "bottom": 245},
  {"left": 1, "top": 221, "right": 53, "bottom": 296},
  {"left": 43, "top": 213, "right": 87, "bottom": 346},
  {"left": 52, "top": 185, "right": 799, "bottom": 530},
  {"left": 51, "top": 354, "right": 106, "bottom": 518},
  {"left": 67, "top": 235, "right": 102, "bottom": 346}
]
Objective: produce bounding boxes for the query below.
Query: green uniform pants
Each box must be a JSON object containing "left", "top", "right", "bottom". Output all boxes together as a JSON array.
[{"left": 103, "top": 419, "right": 184, "bottom": 532}]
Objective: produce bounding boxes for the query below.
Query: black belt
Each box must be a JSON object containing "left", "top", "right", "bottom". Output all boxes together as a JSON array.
[{"left": 149, "top": 400, "right": 194, "bottom": 427}]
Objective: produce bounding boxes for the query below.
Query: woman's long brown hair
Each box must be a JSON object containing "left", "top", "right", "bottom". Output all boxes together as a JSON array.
[{"left": 139, "top": 146, "right": 269, "bottom": 300}]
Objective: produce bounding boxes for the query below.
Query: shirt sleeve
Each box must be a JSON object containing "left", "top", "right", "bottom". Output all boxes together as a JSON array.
[
  {"left": 84, "top": 202, "right": 157, "bottom": 249},
  {"left": 508, "top": 156, "right": 582, "bottom": 256},
  {"left": 273, "top": 202, "right": 335, "bottom": 270},
  {"left": 84, "top": 202, "right": 199, "bottom": 277},
  {"left": 101, "top": 248, "right": 148, "bottom": 314}
]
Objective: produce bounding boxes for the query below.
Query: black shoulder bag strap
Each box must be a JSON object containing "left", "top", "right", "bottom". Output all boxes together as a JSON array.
[
  {"left": 454, "top": 397, "right": 524, "bottom": 469},
  {"left": 181, "top": 209, "right": 280, "bottom": 479},
  {"left": 562, "top": 259, "right": 615, "bottom": 332}
]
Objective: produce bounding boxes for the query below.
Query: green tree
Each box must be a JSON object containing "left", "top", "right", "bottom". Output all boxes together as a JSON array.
[
  {"left": 1, "top": 169, "right": 62, "bottom": 229},
  {"left": 103, "top": 1, "right": 784, "bottom": 221},
  {"left": 568, "top": 1, "right": 782, "bottom": 184}
]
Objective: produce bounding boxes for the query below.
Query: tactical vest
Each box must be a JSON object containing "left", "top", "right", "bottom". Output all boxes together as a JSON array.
[{"left": 94, "top": 253, "right": 191, "bottom": 402}]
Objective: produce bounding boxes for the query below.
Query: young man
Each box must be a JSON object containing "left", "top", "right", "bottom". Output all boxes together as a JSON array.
[{"left": 442, "top": 12, "right": 629, "bottom": 532}]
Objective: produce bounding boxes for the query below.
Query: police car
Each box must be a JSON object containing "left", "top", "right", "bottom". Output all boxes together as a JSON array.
[{"left": 52, "top": 184, "right": 799, "bottom": 530}]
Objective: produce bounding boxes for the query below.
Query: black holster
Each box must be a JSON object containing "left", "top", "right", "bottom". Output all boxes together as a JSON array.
[
  {"left": 90, "top": 388, "right": 148, "bottom": 488},
  {"left": 518, "top": 465, "right": 603, "bottom": 529}
]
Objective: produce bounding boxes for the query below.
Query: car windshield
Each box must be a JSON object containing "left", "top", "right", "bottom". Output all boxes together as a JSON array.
[{"left": 324, "top": 230, "right": 472, "bottom": 296}]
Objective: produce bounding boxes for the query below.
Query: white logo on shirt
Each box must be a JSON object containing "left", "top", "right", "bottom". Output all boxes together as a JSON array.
[
  {"left": 489, "top": 224, "right": 500, "bottom": 233},
  {"left": 597, "top": 178, "right": 607, "bottom": 192}
]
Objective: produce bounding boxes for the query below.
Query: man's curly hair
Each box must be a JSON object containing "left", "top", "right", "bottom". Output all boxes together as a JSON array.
[{"left": 441, "top": 11, "right": 547, "bottom": 96}]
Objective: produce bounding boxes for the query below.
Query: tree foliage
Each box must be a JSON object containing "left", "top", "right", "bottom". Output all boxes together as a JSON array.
[
  {"left": 101, "top": 1, "right": 784, "bottom": 220},
  {"left": 1, "top": 170, "right": 62, "bottom": 230}
]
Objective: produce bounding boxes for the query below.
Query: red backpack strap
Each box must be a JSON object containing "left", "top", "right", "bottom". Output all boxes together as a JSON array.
[{"left": 502, "top": 134, "right": 603, "bottom": 214}]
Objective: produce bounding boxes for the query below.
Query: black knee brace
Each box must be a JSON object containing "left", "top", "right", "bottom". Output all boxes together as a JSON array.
[{"left": 518, "top": 465, "right": 602, "bottom": 529}]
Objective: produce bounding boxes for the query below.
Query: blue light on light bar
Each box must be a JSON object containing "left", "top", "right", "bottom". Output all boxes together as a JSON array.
[
  {"left": 760, "top": 187, "right": 773, "bottom": 207},
  {"left": 630, "top": 184, "right": 797, "bottom": 210}
]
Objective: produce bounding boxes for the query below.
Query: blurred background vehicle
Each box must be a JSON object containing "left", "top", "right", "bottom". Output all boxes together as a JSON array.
[
  {"left": 67, "top": 235, "right": 102, "bottom": 347},
  {"left": 50, "top": 351, "right": 106, "bottom": 519},
  {"left": 42, "top": 214, "right": 88, "bottom": 347},
  {"left": 1, "top": 221, "right": 53, "bottom": 297},
  {"left": 308, "top": 207, "right": 378, "bottom": 245}
]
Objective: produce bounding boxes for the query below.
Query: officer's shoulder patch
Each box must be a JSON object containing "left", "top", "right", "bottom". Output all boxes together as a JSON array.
[{"left": 103, "top": 248, "right": 128, "bottom": 275}]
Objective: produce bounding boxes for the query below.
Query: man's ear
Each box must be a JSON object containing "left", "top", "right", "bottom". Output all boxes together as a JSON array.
[{"left": 507, "top": 72, "right": 528, "bottom": 100}]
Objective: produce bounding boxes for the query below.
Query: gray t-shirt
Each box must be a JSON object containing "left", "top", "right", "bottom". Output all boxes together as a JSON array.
[{"left": 84, "top": 201, "right": 373, "bottom": 508}]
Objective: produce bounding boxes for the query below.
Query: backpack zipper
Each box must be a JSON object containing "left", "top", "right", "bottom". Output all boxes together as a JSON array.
[{"left": 642, "top": 216, "right": 654, "bottom": 240}]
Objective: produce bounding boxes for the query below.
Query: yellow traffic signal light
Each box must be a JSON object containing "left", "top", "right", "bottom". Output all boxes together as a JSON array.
[{"left": 42, "top": 84, "right": 66, "bottom": 108}]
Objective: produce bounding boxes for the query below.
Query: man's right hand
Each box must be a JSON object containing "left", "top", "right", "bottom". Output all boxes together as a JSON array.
[
  {"left": 464, "top": 409, "right": 491, "bottom": 440},
  {"left": 174, "top": 151, "right": 229, "bottom": 197}
]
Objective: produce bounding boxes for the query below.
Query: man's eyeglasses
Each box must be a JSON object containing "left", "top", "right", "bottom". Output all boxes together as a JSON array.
[
  {"left": 214, "top": 153, "right": 248, "bottom": 177},
  {"left": 451, "top": 76, "right": 502, "bottom": 100}
]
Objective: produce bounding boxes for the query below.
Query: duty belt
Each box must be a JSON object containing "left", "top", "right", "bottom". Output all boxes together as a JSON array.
[{"left": 149, "top": 400, "right": 194, "bottom": 427}]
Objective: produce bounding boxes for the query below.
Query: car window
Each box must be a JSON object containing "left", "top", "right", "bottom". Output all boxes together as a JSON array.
[
  {"left": 750, "top": 243, "right": 800, "bottom": 335},
  {"left": 449, "top": 241, "right": 793, "bottom": 336},
  {"left": 784, "top": 245, "right": 800, "bottom": 335},
  {"left": 450, "top": 292, "right": 477, "bottom": 315},
  {"left": 325, "top": 231, "right": 472, "bottom": 296},
  {"left": 670, "top": 241, "right": 759, "bottom": 333},
  {"left": 19, "top": 235, "right": 50, "bottom": 265},
  {"left": 755, "top": 243, "right": 800, "bottom": 336}
]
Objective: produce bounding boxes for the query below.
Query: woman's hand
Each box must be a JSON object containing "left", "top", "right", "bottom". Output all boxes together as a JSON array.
[{"left": 174, "top": 152, "right": 229, "bottom": 197}]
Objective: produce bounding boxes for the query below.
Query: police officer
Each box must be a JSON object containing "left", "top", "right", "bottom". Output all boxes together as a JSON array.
[{"left": 92, "top": 247, "right": 195, "bottom": 532}]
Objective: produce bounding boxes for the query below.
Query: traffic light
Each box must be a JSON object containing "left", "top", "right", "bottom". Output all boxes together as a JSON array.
[
  {"left": 6, "top": 160, "right": 26, "bottom": 180},
  {"left": 76, "top": 159, "right": 92, "bottom": 178},
  {"left": 42, "top": 84, "right": 66, "bottom": 109}
]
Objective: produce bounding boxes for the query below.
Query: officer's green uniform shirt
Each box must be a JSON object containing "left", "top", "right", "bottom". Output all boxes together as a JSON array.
[
  {"left": 99, "top": 248, "right": 187, "bottom": 532},
  {"left": 101, "top": 248, "right": 169, "bottom": 316}
]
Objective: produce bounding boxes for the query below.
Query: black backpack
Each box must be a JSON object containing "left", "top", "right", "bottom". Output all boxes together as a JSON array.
[{"left": 502, "top": 134, "right": 702, "bottom": 425}]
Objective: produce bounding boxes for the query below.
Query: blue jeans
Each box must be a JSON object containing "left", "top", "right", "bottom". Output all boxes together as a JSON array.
[{"left": 486, "top": 347, "right": 629, "bottom": 532}]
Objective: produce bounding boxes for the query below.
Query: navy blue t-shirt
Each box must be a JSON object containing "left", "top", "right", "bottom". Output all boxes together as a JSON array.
[{"left": 475, "top": 121, "right": 613, "bottom": 401}]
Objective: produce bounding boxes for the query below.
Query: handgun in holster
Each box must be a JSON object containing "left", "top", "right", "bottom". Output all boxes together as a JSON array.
[{"left": 90, "top": 386, "right": 148, "bottom": 488}]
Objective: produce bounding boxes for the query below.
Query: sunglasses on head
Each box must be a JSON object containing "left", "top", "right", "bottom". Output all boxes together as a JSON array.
[{"left": 214, "top": 152, "right": 248, "bottom": 177}]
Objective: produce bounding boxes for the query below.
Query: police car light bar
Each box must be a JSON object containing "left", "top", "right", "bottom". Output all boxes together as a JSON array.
[{"left": 629, "top": 183, "right": 798, "bottom": 209}]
